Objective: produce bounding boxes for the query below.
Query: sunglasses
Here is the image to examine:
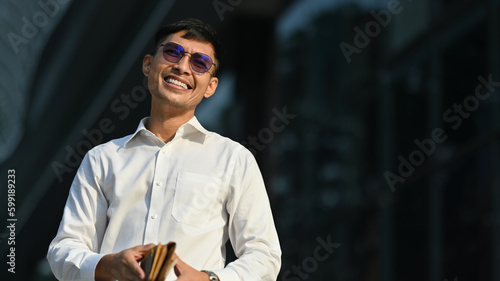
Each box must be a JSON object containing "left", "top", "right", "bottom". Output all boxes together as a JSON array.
[{"left": 158, "top": 42, "right": 216, "bottom": 74}]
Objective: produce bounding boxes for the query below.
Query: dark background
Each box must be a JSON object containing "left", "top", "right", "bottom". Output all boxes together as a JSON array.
[{"left": 1, "top": 0, "right": 499, "bottom": 280}]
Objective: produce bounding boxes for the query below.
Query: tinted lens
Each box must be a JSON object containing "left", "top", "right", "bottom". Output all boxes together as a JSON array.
[
  {"left": 190, "top": 53, "right": 213, "bottom": 73},
  {"left": 162, "top": 42, "right": 214, "bottom": 73},
  {"left": 163, "top": 43, "right": 184, "bottom": 63}
]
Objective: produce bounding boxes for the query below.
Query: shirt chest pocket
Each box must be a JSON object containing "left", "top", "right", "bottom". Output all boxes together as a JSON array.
[{"left": 172, "top": 172, "right": 222, "bottom": 228}]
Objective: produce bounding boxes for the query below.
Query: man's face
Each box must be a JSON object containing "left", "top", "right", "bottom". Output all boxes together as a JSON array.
[{"left": 142, "top": 31, "right": 218, "bottom": 111}]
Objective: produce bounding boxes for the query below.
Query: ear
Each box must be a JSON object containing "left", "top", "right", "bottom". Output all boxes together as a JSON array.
[
  {"left": 143, "top": 54, "right": 152, "bottom": 77},
  {"left": 204, "top": 76, "right": 219, "bottom": 98}
]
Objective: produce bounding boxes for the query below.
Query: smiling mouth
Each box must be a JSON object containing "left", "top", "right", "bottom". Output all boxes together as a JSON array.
[{"left": 164, "top": 77, "right": 191, "bottom": 90}]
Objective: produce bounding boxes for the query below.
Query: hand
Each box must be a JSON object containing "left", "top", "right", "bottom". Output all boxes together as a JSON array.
[
  {"left": 174, "top": 254, "right": 217, "bottom": 281},
  {"left": 95, "top": 243, "right": 156, "bottom": 281}
]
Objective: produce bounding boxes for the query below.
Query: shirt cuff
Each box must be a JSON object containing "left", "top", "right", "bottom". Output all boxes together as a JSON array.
[
  {"left": 80, "top": 253, "right": 105, "bottom": 281},
  {"left": 212, "top": 268, "right": 240, "bottom": 281}
]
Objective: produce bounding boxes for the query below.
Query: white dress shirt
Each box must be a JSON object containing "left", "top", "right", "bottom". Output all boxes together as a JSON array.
[{"left": 47, "top": 117, "right": 281, "bottom": 281}]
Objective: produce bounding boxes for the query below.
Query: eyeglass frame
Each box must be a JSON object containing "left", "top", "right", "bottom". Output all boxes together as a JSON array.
[{"left": 152, "top": 42, "right": 217, "bottom": 74}]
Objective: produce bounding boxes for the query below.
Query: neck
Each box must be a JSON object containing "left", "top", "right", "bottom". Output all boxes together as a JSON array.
[{"left": 147, "top": 100, "right": 195, "bottom": 143}]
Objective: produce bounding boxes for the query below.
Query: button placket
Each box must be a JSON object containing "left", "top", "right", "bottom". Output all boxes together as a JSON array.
[{"left": 144, "top": 147, "right": 170, "bottom": 243}]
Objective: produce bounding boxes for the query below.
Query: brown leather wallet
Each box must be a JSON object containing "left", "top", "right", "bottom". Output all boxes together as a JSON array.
[{"left": 140, "top": 242, "right": 177, "bottom": 281}]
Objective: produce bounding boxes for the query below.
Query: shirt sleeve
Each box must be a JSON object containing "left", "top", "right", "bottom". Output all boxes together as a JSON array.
[
  {"left": 47, "top": 149, "right": 108, "bottom": 281},
  {"left": 213, "top": 148, "right": 282, "bottom": 281}
]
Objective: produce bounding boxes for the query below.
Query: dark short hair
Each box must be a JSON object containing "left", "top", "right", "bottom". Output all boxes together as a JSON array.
[{"left": 153, "top": 18, "right": 224, "bottom": 75}]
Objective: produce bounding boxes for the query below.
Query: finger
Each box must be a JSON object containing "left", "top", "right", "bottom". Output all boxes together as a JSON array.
[
  {"left": 143, "top": 243, "right": 156, "bottom": 250},
  {"left": 130, "top": 260, "right": 146, "bottom": 280},
  {"left": 174, "top": 255, "right": 185, "bottom": 267},
  {"left": 128, "top": 252, "right": 148, "bottom": 276},
  {"left": 134, "top": 244, "right": 157, "bottom": 262},
  {"left": 135, "top": 243, "right": 156, "bottom": 253},
  {"left": 174, "top": 263, "right": 182, "bottom": 277}
]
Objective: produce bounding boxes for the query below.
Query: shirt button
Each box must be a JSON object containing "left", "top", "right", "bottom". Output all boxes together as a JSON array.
[
  {"left": 161, "top": 149, "right": 166, "bottom": 154},
  {"left": 151, "top": 214, "right": 158, "bottom": 219},
  {"left": 156, "top": 181, "right": 161, "bottom": 186}
]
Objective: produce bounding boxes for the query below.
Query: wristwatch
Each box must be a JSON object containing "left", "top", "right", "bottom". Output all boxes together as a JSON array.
[{"left": 201, "top": 270, "right": 218, "bottom": 281}]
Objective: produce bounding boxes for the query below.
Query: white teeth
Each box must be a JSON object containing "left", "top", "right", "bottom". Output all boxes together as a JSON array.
[{"left": 166, "top": 78, "right": 188, "bottom": 89}]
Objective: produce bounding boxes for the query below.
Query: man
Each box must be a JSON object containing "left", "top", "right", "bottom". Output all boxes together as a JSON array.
[{"left": 47, "top": 18, "right": 281, "bottom": 281}]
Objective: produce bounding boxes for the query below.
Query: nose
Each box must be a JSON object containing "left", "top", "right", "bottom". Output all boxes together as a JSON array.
[{"left": 173, "top": 54, "right": 192, "bottom": 74}]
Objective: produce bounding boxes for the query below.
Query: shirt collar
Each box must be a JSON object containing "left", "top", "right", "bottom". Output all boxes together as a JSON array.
[
  {"left": 183, "top": 116, "right": 210, "bottom": 136},
  {"left": 124, "top": 116, "right": 210, "bottom": 146}
]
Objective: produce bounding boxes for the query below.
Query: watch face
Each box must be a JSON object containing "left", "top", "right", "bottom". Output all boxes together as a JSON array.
[{"left": 202, "top": 270, "right": 217, "bottom": 281}]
